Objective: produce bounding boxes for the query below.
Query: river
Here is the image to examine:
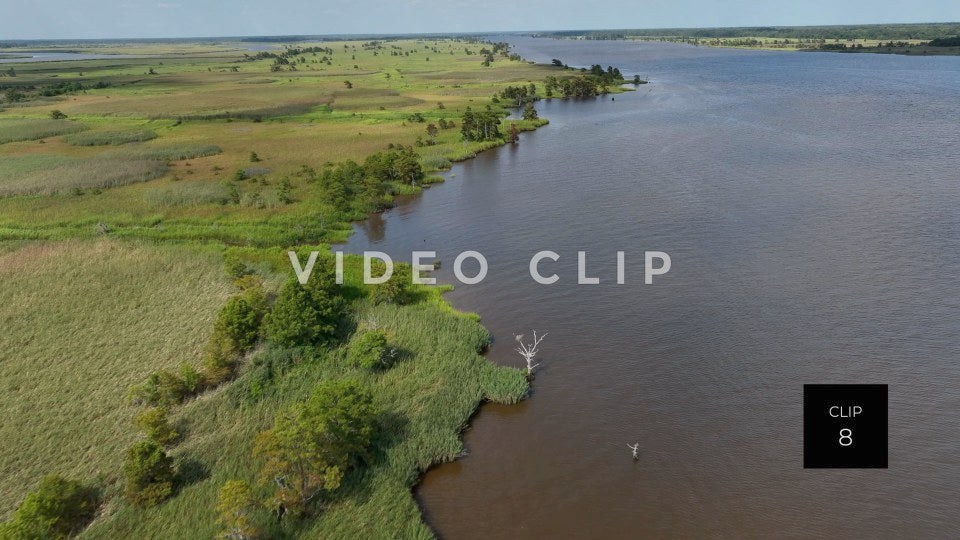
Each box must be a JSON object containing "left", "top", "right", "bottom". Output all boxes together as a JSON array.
[{"left": 342, "top": 37, "right": 960, "bottom": 538}]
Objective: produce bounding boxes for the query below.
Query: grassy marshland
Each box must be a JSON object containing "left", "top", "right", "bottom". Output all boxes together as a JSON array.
[{"left": 0, "top": 37, "right": 625, "bottom": 537}]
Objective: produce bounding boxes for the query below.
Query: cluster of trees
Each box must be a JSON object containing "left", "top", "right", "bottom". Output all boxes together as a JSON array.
[
  {"left": 544, "top": 75, "right": 605, "bottom": 98},
  {"left": 244, "top": 46, "right": 333, "bottom": 62},
  {"left": 460, "top": 106, "right": 503, "bottom": 141},
  {"left": 319, "top": 145, "right": 425, "bottom": 210},
  {"left": 213, "top": 258, "right": 415, "bottom": 536},
  {"left": 1, "top": 79, "right": 110, "bottom": 104},
  {"left": 587, "top": 64, "right": 624, "bottom": 83},
  {"left": 478, "top": 41, "right": 512, "bottom": 66},
  {"left": 498, "top": 83, "right": 540, "bottom": 107},
  {"left": 929, "top": 36, "right": 960, "bottom": 47},
  {"left": 120, "top": 251, "right": 415, "bottom": 520},
  {"left": 244, "top": 46, "right": 336, "bottom": 71}
]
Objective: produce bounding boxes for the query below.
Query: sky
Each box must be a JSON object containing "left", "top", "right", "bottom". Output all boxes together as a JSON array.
[{"left": 4, "top": 0, "right": 960, "bottom": 40}]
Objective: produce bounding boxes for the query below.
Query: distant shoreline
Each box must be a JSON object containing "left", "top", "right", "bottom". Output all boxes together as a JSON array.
[{"left": 535, "top": 22, "right": 960, "bottom": 56}]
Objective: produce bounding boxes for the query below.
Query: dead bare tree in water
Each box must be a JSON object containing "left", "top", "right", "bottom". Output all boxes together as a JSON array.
[{"left": 515, "top": 331, "right": 547, "bottom": 376}]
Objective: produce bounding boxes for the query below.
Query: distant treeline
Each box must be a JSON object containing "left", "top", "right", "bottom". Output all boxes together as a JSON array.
[
  {"left": 929, "top": 36, "right": 960, "bottom": 46},
  {"left": 540, "top": 22, "right": 960, "bottom": 41}
]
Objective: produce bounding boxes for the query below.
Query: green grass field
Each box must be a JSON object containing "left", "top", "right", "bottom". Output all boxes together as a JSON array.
[
  {"left": 0, "top": 38, "right": 584, "bottom": 538},
  {"left": 0, "top": 240, "right": 233, "bottom": 517},
  {"left": 0, "top": 39, "right": 572, "bottom": 244}
]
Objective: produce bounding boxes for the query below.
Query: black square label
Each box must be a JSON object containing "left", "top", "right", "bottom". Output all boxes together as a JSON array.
[{"left": 803, "top": 384, "right": 887, "bottom": 468}]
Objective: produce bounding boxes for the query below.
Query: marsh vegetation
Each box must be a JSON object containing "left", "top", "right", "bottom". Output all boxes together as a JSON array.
[{"left": 0, "top": 36, "right": 630, "bottom": 538}]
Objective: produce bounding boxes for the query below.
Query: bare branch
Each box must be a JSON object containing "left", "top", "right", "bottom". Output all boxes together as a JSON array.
[{"left": 514, "top": 330, "right": 547, "bottom": 375}]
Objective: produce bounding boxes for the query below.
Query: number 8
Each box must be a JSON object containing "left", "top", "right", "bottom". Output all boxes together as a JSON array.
[{"left": 839, "top": 428, "right": 853, "bottom": 447}]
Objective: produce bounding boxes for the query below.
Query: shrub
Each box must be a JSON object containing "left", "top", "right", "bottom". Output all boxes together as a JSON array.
[
  {"left": 347, "top": 330, "right": 391, "bottom": 369},
  {"left": 202, "top": 334, "right": 234, "bottom": 386},
  {"left": 214, "top": 284, "right": 268, "bottom": 354},
  {"left": 223, "top": 258, "right": 252, "bottom": 279},
  {"left": 216, "top": 480, "right": 260, "bottom": 540},
  {"left": 371, "top": 265, "right": 411, "bottom": 305},
  {"left": 264, "top": 280, "right": 325, "bottom": 347},
  {"left": 234, "top": 274, "right": 264, "bottom": 292},
  {"left": 179, "top": 362, "right": 203, "bottom": 394},
  {"left": 202, "top": 279, "right": 267, "bottom": 385},
  {"left": 135, "top": 407, "right": 179, "bottom": 445},
  {"left": 49, "top": 110, "right": 68, "bottom": 120},
  {"left": 127, "top": 369, "right": 189, "bottom": 407},
  {"left": 123, "top": 440, "right": 174, "bottom": 507},
  {"left": 0, "top": 476, "right": 97, "bottom": 539}
]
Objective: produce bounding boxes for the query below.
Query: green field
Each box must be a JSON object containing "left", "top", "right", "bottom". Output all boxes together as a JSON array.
[
  {"left": 0, "top": 241, "right": 232, "bottom": 517},
  {"left": 0, "top": 39, "right": 572, "bottom": 242},
  {"left": 0, "top": 38, "right": 625, "bottom": 538}
]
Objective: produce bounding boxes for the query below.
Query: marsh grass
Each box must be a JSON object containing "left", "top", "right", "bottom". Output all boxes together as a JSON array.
[
  {"left": 142, "top": 182, "right": 233, "bottom": 207},
  {"left": 113, "top": 143, "right": 223, "bottom": 161},
  {"left": 0, "top": 157, "right": 167, "bottom": 197},
  {"left": 0, "top": 154, "right": 82, "bottom": 178},
  {"left": 0, "top": 39, "right": 561, "bottom": 537},
  {"left": 0, "top": 118, "right": 87, "bottom": 144},
  {"left": 79, "top": 255, "right": 527, "bottom": 539},
  {"left": 63, "top": 129, "right": 158, "bottom": 146},
  {"left": 0, "top": 240, "right": 232, "bottom": 519}
]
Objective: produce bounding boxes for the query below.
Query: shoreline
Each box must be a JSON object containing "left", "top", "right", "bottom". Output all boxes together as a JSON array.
[
  {"left": 625, "top": 39, "right": 960, "bottom": 56},
  {"left": 336, "top": 63, "right": 640, "bottom": 536}
]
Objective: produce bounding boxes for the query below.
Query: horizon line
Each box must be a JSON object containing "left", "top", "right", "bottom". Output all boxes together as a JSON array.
[{"left": 2, "top": 20, "right": 958, "bottom": 44}]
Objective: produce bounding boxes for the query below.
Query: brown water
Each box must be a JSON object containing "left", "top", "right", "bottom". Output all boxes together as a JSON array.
[{"left": 342, "top": 38, "right": 960, "bottom": 538}]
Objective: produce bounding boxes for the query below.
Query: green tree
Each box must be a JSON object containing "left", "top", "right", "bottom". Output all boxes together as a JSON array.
[
  {"left": 425, "top": 123, "right": 439, "bottom": 144},
  {"left": 123, "top": 440, "right": 174, "bottom": 507},
  {"left": 370, "top": 264, "right": 411, "bottom": 305},
  {"left": 0, "top": 476, "right": 97, "bottom": 540},
  {"left": 253, "top": 380, "right": 378, "bottom": 515},
  {"left": 214, "top": 283, "right": 269, "bottom": 354},
  {"left": 135, "top": 407, "right": 179, "bottom": 445},
  {"left": 460, "top": 107, "right": 476, "bottom": 140},
  {"left": 507, "top": 124, "right": 520, "bottom": 144},
  {"left": 347, "top": 330, "right": 392, "bottom": 369},
  {"left": 264, "top": 269, "right": 345, "bottom": 348},
  {"left": 127, "top": 369, "right": 188, "bottom": 407},
  {"left": 215, "top": 480, "right": 260, "bottom": 540},
  {"left": 522, "top": 103, "right": 538, "bottom": 120}
]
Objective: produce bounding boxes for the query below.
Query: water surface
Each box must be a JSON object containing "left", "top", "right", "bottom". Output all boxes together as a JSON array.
[{"left": 343, "top": 38, "right": 960, "bottom": 538}]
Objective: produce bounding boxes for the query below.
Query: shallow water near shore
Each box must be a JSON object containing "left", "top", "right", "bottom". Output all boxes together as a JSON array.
[{"left": 342, "top": 37, "right": 960, "bottom": 538}]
